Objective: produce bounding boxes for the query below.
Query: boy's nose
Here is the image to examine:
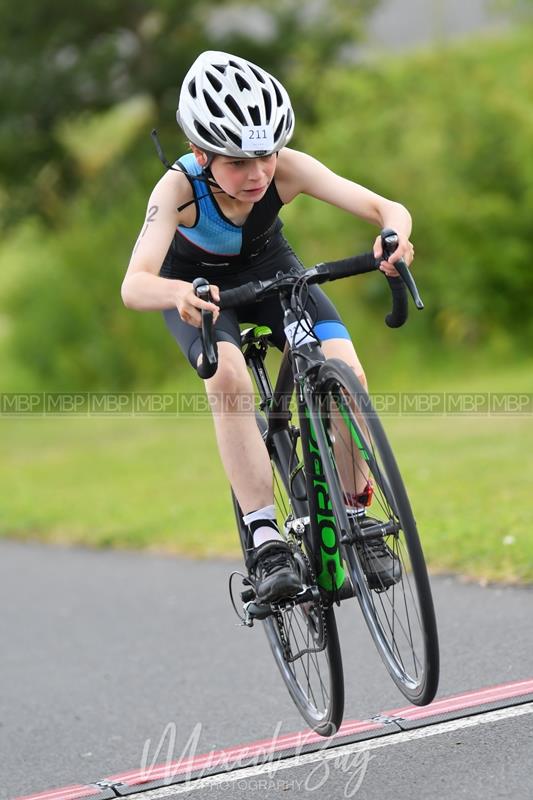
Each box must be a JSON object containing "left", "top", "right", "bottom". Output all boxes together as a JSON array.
[{"left": 247, "top": 161, "right": 262, "bottom": 179}]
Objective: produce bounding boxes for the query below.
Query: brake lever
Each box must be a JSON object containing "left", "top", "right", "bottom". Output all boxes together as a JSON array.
[
  {"left": 192, "top": 277, "right": 218, "bottom": 378},
  {"left": 380, "top": 228, "right": 424, "bottom": 310}
]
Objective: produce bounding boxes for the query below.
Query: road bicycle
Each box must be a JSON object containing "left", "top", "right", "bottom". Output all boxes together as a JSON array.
[{"left": 192, "top": 229, "right": 439, "bottom": 736}]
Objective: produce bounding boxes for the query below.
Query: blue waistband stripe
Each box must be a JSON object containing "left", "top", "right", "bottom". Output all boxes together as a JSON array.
[{"left": 313, "top": 320, "right": 352, "bottom": 341}]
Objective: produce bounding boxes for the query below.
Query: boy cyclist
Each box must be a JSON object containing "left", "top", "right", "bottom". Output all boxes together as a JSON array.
[{"left": 121, "top": 51, "right": 414, "bottom": 604}]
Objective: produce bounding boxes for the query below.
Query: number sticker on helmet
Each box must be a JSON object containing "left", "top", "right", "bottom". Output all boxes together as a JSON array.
[{"left": 241, "top": 126, "right": 274, "bottom": 152}]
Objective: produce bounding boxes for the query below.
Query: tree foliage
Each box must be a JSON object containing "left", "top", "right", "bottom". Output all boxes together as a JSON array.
[
  {"left": 283, "top": 28, "right": 533, "bottom": 355},
  {"left": 0, "top": 0, "right": 377, "bottom": 225}
]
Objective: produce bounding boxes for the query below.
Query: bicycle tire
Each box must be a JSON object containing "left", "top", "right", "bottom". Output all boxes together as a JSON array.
[
  {"left": 231, "top": 411, "right": 344, "bottom": 735},
  {"left": 311, "top": 358, "right": 439, "bottom": 705}
]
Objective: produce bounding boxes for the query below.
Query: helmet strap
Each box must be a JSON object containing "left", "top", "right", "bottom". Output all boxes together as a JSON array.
[{"left": 151, "top": 130, "right": 237, "bottom": 205}]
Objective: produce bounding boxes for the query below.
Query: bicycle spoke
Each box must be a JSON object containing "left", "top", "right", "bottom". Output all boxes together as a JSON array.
[
  {"left": 258, "top": 413, "right": 344, "bottom": 734},
  {"left": 286, "top": 607, "right": 328, "bottom": 713},
  {"left": 314, "top": 359, "right": 439, "bottom": 704}
]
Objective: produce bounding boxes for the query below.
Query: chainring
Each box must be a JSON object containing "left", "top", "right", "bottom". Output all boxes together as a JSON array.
[{"left": 273, "top": 539, "right": 327, "bottom": 662}]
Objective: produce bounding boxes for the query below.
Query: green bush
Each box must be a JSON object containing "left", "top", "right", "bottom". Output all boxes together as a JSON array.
[
  {"left": 283, "top": 29, "right": 533, "bottom": 356},
  {"left": 0, "top": 159, "right": 184, "bottom": 391}
]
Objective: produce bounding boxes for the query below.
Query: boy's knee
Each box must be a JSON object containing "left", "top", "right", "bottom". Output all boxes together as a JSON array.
[
  {"left": 215, "top": 363, "right": 250, "bottom": 394},
  {"left": 321, "top": 338, "right": 366, "bottom": 388},
  {"left": 356, "top": 369, "right": 368, "bottom": 391},
  {"left": 343, "top": 361, "right": 368, "bottom": 391},
  {"left": 201, "top": 344, "right": 251, "bottom": 394}
]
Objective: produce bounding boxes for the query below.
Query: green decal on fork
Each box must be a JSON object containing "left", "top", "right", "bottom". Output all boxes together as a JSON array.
[{"left": 305, "top": 408, "right": 346, "bottom": 591}]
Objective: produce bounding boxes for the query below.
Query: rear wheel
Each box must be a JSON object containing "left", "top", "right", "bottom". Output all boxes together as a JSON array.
[
  {"left": 231, "top": 411, "right": 344, "bottom": 735},
  {"left": 313, "top": 358, "right": 439, "bottom": 705}
]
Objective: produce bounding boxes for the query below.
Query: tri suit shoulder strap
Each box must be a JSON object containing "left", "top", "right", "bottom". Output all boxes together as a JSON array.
[{"left": 150, "top": 129, "right": 231, "bottom": 213}]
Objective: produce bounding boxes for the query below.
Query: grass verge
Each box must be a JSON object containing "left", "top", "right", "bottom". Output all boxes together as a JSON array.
[{"left": 1, "top": 357, "right": 532, "bottom": 584}]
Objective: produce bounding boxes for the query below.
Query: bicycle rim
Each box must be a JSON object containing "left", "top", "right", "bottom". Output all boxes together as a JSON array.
[
  {"left": 256, "top": 412, "right": 344, "bottom": 735},
  {"left": 314, "top": 360, "right": 439, "bottom": 705}
]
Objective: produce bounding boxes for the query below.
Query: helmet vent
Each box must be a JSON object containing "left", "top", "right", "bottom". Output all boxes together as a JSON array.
[
  {"left": 248, "top": 105, "right": 261, "bottom": 125},
  {"left": 210, "top": 122, "right": 226, "bottom": 140},
  {"left": 188, "top": 79, "right": 197, "bottom": 99},
  {"left": 221, "top": 126, "right": 242, "bottom": 147},
  {"left": 262, "top": 88, "right": 272, "bottom": 119},
  {"left": 203, "top": 90, "right": 224, "bottom": 117},
  {"left": 250, "top": 65, "right": 266, "bottom": 84},
  {"left": 235, "top": 73, "right": 251, "bottom": 92},
  {"left": 194, "top": 121, "right": 219, "bottom": 147},
  {"left": 285, "top": 108, "right": 293, "bottom": 130},
  {"left": 213, "top": 63, "right": 226, "bottom": 74},
  {"left": 225, "top": 94, "right": 246, "bottom": 125},
  {"left": 274, "top": 115, "right": 285, "bottom": 142},
  {"left": 272, "top": 79, "right": 283, "bottom": 106},
  {"left": 206, "top": 71, "right": 222, "bottom": 92}
]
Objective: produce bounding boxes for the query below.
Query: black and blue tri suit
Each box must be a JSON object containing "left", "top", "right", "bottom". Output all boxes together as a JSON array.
[{"left": 160, "top": 153, "right": 351, "bottom": 370}]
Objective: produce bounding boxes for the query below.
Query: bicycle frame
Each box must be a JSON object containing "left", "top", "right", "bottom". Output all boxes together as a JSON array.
[
  {"left": 208, "top": 238, "right": 438, "bottom": 718},
  {"left": 212, "top": 231, "right": 424, "bottom": 605},
  {"left": 242, "top": 315, "right": 349, "bottom": 600}
]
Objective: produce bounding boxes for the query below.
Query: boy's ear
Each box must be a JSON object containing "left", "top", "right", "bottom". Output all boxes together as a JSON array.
[{"left": 190, "top": 144, "right": 208, "bottom": 167}]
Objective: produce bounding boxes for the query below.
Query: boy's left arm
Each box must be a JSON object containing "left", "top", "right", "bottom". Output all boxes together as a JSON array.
[{"left": 277, "top": 149, "right": 414, "bottom": 277}]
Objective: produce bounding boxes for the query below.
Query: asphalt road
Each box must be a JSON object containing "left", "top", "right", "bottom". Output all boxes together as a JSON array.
[{"left": 0, "top": 539, "right": 531, "bottom": 799}]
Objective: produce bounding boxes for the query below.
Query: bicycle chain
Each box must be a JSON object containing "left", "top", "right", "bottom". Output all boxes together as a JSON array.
[
  {"left": 299, "top": 543, "right": 328, "bottom": 651},
  {"left": 274, "top": 540, "right": 327, "bottom": 661}
]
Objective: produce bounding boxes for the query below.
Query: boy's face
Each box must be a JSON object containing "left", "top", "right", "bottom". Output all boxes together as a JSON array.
[{"left": 193, "top": 147, "right": 277, "bottom": 203}]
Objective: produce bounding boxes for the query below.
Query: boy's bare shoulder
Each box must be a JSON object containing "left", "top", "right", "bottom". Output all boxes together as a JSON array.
[
  {"left": 277, "top": 147, "right": 311, "bottom": 171},
  {"left": 151, "top": 166, "right": 192, "bottom": 201},
  {"left": 149, "top": 167, "right": 195, "bottom": 225},
  {"left": 275, "top": 148, "right": 321, "bottom": 202}
]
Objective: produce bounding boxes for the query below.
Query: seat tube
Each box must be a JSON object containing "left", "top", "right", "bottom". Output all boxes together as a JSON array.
[{"left": 245, "top": 346, "right": 273, "bottom": 409}]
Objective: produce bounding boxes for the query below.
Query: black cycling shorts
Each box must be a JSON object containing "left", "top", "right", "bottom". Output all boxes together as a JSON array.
[{"left": 162, "top": 237, "right": 352, "bottom": 372}]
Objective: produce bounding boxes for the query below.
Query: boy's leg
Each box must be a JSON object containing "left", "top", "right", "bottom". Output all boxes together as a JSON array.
[
  {"left": 321, "top": 337, "right": 401, "bottom": 587},
  {"left": 163, "top": 305, "right": 303, "bottom": 599},
  {"left": 320, "top": 337, "right": 371, "bottom": 505},
  {"left": 201, "top": 341, "right": 303, "bottom": 601},
  {"left": 200, "top": 341, "right": 274, "bottom": 515},
  {"left": 164, "top": 305, "right": 275, "bottom": 515},
  {"left": 320, "top": 337, "right": 367, "bottom": 388}
]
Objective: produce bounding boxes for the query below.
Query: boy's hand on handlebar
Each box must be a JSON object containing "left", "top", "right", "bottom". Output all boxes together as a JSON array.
[
  {"left": 176, "top": 283, "right": 220, "bottom": 327},
  {"left": 373, "top": 235, "right": 415, "bottom": 277}
]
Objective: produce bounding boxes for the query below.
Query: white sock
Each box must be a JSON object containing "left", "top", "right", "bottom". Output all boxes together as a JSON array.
[{"left": 242, "top": 504, "right": 283, "bottom": 548}]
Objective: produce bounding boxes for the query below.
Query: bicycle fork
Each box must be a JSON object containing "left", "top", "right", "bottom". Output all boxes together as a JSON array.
[{"left": 296, "top": 380, "right": 356, "bottom": 602}]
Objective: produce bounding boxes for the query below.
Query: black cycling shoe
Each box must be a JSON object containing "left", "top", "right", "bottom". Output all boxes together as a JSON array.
[
  {"left": 247, "top": 540, "right": 304, "bottom": 604},
  {"left": 349, "top": 514, "right": 402, "bottom": 591}
]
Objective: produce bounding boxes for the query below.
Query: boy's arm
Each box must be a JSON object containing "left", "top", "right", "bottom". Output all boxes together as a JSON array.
[
  {"left": 276, "top": 148, "right": 414, "bottom": 273},
  {"left": 120, "top": 170, "right": 219, "bottom": 319}
]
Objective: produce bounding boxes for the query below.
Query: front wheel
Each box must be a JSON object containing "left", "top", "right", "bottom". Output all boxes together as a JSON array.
[
  {"left": 230, "top": 412, "right": 344, "bottom": 735},
  {"left": 313, "top": 359, "right": 439, "bottom": 705}
]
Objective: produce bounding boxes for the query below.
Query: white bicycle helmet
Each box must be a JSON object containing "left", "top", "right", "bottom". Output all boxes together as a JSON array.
[{"left": 177, "top": 50, "right": 295, "bottom": 159}]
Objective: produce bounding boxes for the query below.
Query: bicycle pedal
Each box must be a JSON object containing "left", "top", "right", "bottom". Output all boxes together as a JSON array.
[
  {"left": 243, "top": 600, "right": 273, "bottom": 620},
  {"left": 294, "top": 585, "right": 318, "bottom": 603}
]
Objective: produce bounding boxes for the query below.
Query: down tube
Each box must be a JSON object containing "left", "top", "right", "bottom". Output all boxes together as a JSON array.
[{"left": 297, "top": 390, "right": 346, "bottom": 592}]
